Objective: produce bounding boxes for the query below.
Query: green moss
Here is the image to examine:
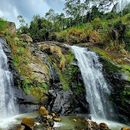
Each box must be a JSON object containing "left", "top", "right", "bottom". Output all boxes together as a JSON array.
[
  {"left": 58, "top": 68, "right": 70, "bottom": 91},
  {"left": 91, "top": 47, "right": 113, "bottom": 60},
  {"left": 121, "top": 64, "right": 130, "bottom": 81},
  {"left": 23, "top": 82, "right": 48, "bottom": 100},
  {"left": 49, "top": 49, "right": 80, "bottom": 91},
  {"left": 0, "top": 19, "right": 7, "bottom": 33},
  {"left": 6, "top": 35, "right": 49, "bottom": 99}
]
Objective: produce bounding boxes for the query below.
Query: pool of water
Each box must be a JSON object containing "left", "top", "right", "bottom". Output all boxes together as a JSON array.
[
  {"left": 0, "top": 114, "right": 129, "bottom": 130},
  {"left": 0, "top": 112, "right": 38, "bottom": 130},
  {"left": 54, "top": 116, "right": 130, "bottom": 130}
]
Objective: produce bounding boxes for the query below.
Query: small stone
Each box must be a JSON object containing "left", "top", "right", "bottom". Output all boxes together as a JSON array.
[
  {"left": 53, "top": 117, "right": 61, "bottom": 122},
  {"left": 73, "top": 119, "right": 77, "bottom": 122},
  {"left": 47, "top": 115, "right": 53, "bottom": 120},
  {"left": 51, "top": 113, "right": 56, "bottom": 118},
  {"left": 46, "top": 127, "right": 52, "bottom": 130},
  {"left": 16, "top": 125, "right": 25, "bottom": 130},
  {"left": 99, "top": 123, "right": 109, "bottom": 130}
]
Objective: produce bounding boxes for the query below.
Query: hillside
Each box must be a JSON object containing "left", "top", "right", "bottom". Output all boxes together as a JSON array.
[{"left": 0, "top": 1, "right": 130, "bottom": 130}]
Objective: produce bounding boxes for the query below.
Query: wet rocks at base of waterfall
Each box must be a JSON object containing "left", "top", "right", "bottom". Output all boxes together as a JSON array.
[
  {"left": 99, "top": 123, "right": 110, "bottom": 130},
  {"left": 45, "top": 85, "right": 89, "bottom": 115},
  {"left": 121, "top": 128, "right": 130, "bottom": 130},
  {"left": 85, "top": 120, "right": 110, "bottom": 130},
  {"left": 16, "top": 106, "right": 62, "bottom": 130},
  {"left": 14, "top": 104, "right": 111, "bottom": 130},
  {"left": 47, "top": 88, "right": 73, "bottom": 115},
  {"left": 37, "top": 106, "right": 62, "bottom": 129},
  {"left": 20, "top": 117, "right": 35, "bottom": 130}
]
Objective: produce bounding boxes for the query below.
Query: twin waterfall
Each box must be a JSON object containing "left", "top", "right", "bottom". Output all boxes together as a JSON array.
[
  {"left": 0, "top": 39, "right": 17, "bottom": 119},
  {"left": 0, "top": 39, "right": 115, "bottom": 122},
  {"left": 71, "top": 46, "right": 114, "bottom": 120}
]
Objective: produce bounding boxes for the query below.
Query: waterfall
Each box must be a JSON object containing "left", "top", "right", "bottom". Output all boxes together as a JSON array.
[
  {"left": 71, "top": 46, "right": 114, "bottom": 120},
  {"left": 0, "top": 39, "right": 17, "bottom": 119}
]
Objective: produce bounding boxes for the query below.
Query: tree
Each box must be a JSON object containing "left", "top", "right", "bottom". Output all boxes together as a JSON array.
[
  {"left": 64, "top": 0, "right": 84, "bottom": 21},
  {"left": 17, "top": 15, "right": 26, "bottom": 26},
  {"left": 45, "top": 9, "right": 55, "bottom": 22},
  {"left": 29, "top": 15, "right": 52, "bottom": 41},
  {"left": 17, "top": 15, "right": 29, "bottom": 34},
  {"left": 54, "top": 13, "right": 65, "bottom": 31}
]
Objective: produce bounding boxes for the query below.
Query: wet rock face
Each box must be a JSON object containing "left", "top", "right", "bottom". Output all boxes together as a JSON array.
[
  {"left": 46, "top": 82, "right": 89, "bottom": 115},
  {"left": 0, "top": 37, "right": 39, "bottom": 113},
  {"left": 32, "top": 42, "right": 89, "bottom": 115},
  {"left": 47, "top": 89, "right": 73, "bottom": 115},
  {"left": 100, "top": 57, "right": 130, "bottom": 122},
  {"left": 0, "top": 37, "right": 22, "bottom": 88}
]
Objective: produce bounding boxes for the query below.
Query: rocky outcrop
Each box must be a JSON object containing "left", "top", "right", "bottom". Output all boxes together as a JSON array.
[
  {"left": 0, "top": 37, "right": 39, "bottom": 113},
  {"left": 29, "top": 63, "right": 49, "bottom": 83},
  {"left": 20, "top": 34, "right": 33, "bottom": 43},
  {"left": 47, "top": 88, "right": 73, "bottom": 114},
  {"left": 99, "top": 55, "right": 130, "bottom": 122},
  {"left": 0, "top": 37, "right": 22, "bottom": 88},
  {"left": 30, "top": 42, "right": 89, "bottom": 115},
  {"left": 7, "top": 22, "right": 16, "bottom": 35}
]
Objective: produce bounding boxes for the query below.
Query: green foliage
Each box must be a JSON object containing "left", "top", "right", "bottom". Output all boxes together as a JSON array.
[
  {"left": 23, "top": 81, "right": 48, "bottom": 99},
  {"left": 29, "top": 15, "right": 53, "bottom": 42},
  {"left": 0, "top": 18, "right": 7, "bottom": 33}
]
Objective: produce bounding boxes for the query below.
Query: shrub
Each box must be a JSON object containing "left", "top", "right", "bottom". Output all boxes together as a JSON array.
[
  {"left": 92, "top": 17, "right": 102, "bottom": 30},
  {"left": 56, "top": 31, "right": 67, "bottom": 42},
  {"left": 66, "top": 28, "right": 82, "bottom": 44},
  {"left": 89, "top": 31, "right": 101, "bottom": 44},
  {"left": 0, "top": 19, "right": 7, "bottom": 34}
]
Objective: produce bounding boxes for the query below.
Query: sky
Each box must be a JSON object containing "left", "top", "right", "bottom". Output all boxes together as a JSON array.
[{"left": 0, "top": 0, "right": 65, "bottom": 27}]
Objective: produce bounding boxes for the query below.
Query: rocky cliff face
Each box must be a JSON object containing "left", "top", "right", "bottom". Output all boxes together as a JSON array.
[
  {"left": 30, "top": 41, "right": 89, "bottom": 115},
  {"left": 4, "top": 28, "right": 130, "bottom": 122},
  {"left": 98, "top": 51, "right": 130, "bottom": 123}
]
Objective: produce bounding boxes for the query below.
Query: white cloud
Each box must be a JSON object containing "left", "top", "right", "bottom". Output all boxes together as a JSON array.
[{"left": 0, "top": 0, "right": 65, "bottom": 27}]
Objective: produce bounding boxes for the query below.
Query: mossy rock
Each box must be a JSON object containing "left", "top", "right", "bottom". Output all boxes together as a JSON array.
[
  {"left": 39, "top": 106, "right": 49, "bottom": 117},
  {"left": 21, "top": 117, "right": 35, "bottom": 128}
]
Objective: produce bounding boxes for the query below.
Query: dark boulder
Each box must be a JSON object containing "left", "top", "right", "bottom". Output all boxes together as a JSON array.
[{"left": 47, "top": 88, "right": 73, "bottom": 115}]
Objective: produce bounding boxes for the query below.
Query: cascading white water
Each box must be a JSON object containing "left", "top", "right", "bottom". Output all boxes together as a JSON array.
[
  {"left": 0, "top": 39, "right": 17, "bottom": 119},
  {"left": 71, "top": 46, "right": 114, "bottom": 120}
]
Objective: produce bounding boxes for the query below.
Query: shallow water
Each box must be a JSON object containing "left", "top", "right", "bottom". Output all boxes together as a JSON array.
[
  {"left": 92, "top": 118, "right": 129, "bottom": 130},
  {"left": 0, "top": 114, "right": 129, "bottom": 130},
  {"left": 54, "top": 115, "right": 130, "bottom": 130},
  {"left": 0, "top": 112, "right": 38, "bottom": 130}
]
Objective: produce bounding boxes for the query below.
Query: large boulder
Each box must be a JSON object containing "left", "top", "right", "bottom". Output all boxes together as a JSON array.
[
  {"left": 20, "top": 34, "right": 33, "bottom": 43},
  {"left": 47, "top": 89, "right": 73, "bottom": 115},
  {"left": 21, "top": 117, "right": 35, "bottom": 130},
  {"left": 29, "top": 63, "right": 49, "bottom": 83}
]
